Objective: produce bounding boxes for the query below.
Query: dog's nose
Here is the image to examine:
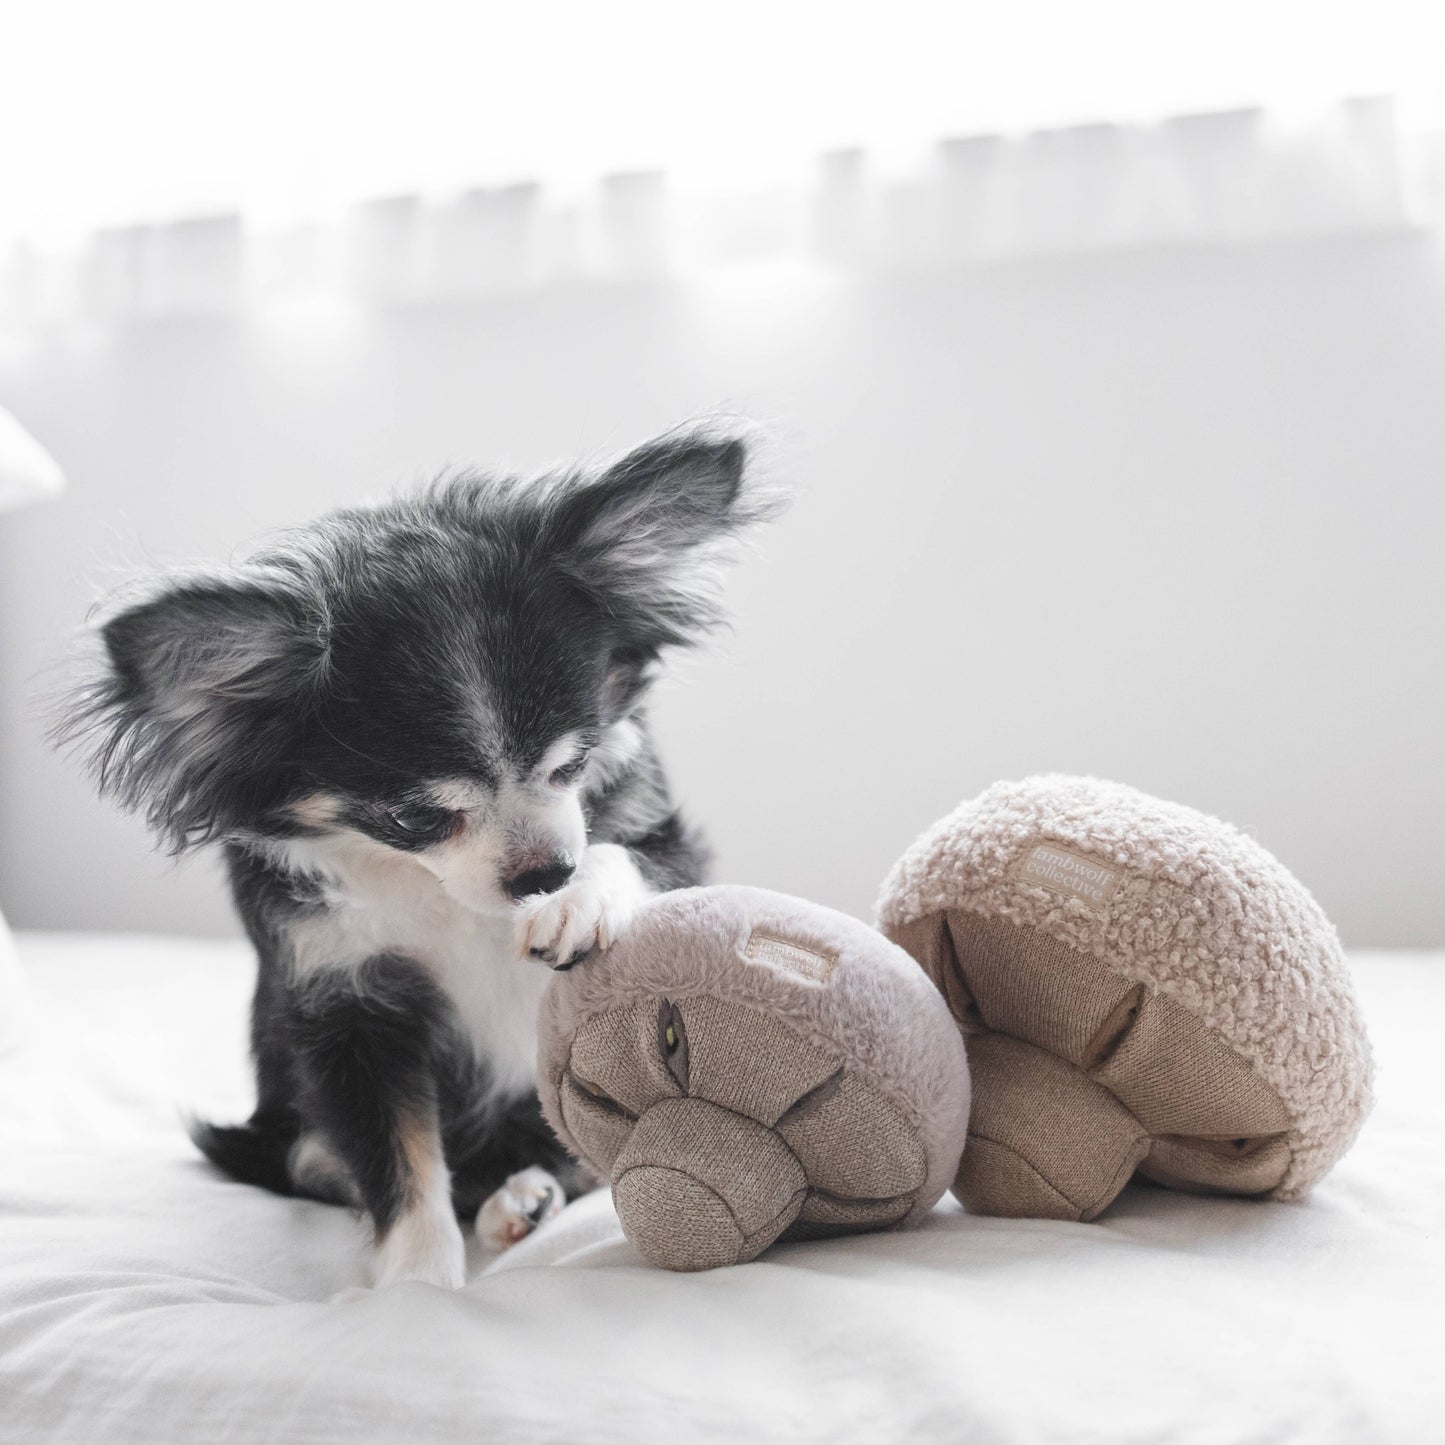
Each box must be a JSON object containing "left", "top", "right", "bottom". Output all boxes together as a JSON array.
[{"left": 504, "top": 855, "right": 576, "bottom": 901}]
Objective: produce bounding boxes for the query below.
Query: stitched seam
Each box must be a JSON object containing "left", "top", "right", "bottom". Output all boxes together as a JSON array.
[
  {"left": 742, "top": 1188, "right": 810, "bottom": 1249},
  {"left": 808, "top": 1186, "right": 917, "bottom": 1208},
  {"left": 967, "top": 1130, "right": 1085, "bottom": 1214}
]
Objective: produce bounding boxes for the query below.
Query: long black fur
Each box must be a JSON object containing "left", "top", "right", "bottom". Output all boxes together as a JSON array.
[{"left": 54, "top": 421, "right": 781, "bottom": 1254}]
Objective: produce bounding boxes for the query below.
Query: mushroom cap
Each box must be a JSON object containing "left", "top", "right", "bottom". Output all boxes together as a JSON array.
[
  {"left": 878, "top": 775, "right": 1373, "bottom": 1210},
  {"left": 538, "top": 885, "right": 970, "bottom": 1269}
]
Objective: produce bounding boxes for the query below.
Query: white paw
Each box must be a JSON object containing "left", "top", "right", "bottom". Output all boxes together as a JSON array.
[
  {"left": 372, "top": 1198, "right": 467, "bottom": 1290},
  {"left": 514, "top": 843, "right": 648, "bottom": 967},
  {"left": 476, "top": 1167, "right": 566, "bottom": 1251},
  {"left": 515, "top": 880, "right": 629, "bottom": 966}
]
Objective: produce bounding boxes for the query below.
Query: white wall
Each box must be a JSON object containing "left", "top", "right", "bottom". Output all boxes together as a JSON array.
[{"left": 2, "top": 231, "right": 1442, "bottom": 944}]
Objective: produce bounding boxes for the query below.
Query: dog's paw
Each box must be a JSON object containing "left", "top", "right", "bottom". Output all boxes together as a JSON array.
[
  {"left": 516, "top": 881, "right": 633, "bottom": 967},
  {"left": 513, "top": 842, "right": 648, "bottom": 967},
  {"left": 514, "top": 848, "right": 645, "bottom": 967},
  {"left": 476, "top": 1167, "right": 567, "bottom": 1251},
  {"left": 372, "top": 1198, "right": 468, "bottom": 1290}
]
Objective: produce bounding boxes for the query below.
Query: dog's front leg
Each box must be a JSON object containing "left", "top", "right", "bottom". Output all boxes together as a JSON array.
[
  {"left": 515, "top": 842, "right": 651, "bottom": 968},
  {"left": 291, "top": 957, "right": 466, "bottom": 1290}
]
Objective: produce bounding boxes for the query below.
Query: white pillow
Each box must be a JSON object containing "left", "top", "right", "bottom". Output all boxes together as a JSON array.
[
  {"left": 0, "top": 402, "right": 59, "bottom": 1046},
  {"left": 0, "top": 908, "right": 32, "bottom": 1053},
  {"left": 0, "top": 403, "right": 64, "bottom": 512}
]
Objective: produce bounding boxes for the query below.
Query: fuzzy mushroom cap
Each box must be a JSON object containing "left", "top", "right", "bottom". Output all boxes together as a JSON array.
[
  {"left": 537, "top": 886, "right": 970, "bottom": 1270},
  {"left": 877, "top": 775, "right": 1373, "bottom": 1218}
]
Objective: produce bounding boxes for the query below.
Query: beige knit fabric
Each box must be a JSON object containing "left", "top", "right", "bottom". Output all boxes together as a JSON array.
[
  {"left": 613, "top": 1099, "right": 809, "bottom": 1271},
  {"left": 537, "top": 886, "right": 970, "bottom": 1269},
  {"left": 878, "top": 775, "right": 1373, "bottom": 1210}
]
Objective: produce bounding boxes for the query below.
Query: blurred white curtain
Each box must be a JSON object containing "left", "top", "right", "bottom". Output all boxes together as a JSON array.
[{"left": 0, "top": 96, "right": 1435, "bottom": 325}]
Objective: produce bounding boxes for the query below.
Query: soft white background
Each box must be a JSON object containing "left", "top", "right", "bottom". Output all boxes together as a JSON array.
[{"left": 1, "top": 3, "right": 1442, "bottom": 945}]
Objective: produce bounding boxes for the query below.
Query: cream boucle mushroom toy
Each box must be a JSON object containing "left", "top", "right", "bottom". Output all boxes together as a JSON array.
[
  {"left": 537, "top": 886, "right": 970, "bottom": 1271},
  {"left": 878, "top": 775, "right": 1373, "bottom": 1221}
]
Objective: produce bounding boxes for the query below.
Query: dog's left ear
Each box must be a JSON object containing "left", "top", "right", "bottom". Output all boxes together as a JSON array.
[
  {"left": 556, "top": 421, "right": 784, "bottom": 647},
  {"left": 54, "top": 570, "right": 328, "bottom": 852}
]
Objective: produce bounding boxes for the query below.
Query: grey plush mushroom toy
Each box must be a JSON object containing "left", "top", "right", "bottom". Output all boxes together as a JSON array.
[{"left": 537, "top": 886, "right": 970, "bottom": 1271}]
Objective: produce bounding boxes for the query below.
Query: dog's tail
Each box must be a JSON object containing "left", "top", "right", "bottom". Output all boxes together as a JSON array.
[{"left": 188, "top": 1110, "right": 299, "bottom": 1197}]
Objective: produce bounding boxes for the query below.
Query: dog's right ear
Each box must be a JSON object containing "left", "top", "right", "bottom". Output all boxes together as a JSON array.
[
  {"left": 552, "top": 419, "right": 787, "bottom": 649},
  {"left": 55, "top": 571, "right": 329, "bottom": 851}
]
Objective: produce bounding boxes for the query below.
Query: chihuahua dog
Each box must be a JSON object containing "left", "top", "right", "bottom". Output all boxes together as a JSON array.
[{"left": 57, "top": 422, "right": 779, "bottom": 1288}]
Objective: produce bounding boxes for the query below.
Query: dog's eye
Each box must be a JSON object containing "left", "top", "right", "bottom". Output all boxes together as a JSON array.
[
  {"left": 549, "top": 752, "right": 590, "bottom": 787},
  {"left": 374, "top": 803, "right": 459, "bottom": 842}
]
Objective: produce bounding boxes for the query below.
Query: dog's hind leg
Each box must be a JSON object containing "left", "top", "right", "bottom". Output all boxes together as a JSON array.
[
  {"left": 290, "top": 957, "right": 467, "bottom": 1289},
  {"left": 286, "top": 1131, "right": 361, "bottom": 1206}
]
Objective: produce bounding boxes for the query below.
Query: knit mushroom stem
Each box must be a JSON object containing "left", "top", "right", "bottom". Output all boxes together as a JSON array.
[
  {"left": 961, "top": 1033, "right": 1299, "bottom": 1219},
  {"left": 960, "top": 1035, "right": 1150, "bottom": 1221},
  {"left": 611, "top": 1098, "right": 807, "bottom": 1270}
]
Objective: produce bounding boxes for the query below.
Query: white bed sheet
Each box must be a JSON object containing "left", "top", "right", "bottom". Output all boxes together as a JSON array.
[{"left": 1, "top": 933, "right": 1441, "bottom": 1445}]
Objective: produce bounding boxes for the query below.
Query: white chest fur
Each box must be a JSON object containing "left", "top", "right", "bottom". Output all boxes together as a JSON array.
[{"left": 282, "top": 837, "right": 549, "bottom": 1100}]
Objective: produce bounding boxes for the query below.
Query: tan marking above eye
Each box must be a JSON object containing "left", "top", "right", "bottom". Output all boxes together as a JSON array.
[{"left": 288, "top": 793, "right": 341, "bottom": 827}]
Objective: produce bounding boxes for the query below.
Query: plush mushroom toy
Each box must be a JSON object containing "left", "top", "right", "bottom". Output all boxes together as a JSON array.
[
  {"left": 878, "top": 775, "right": 1374, "bottom": 1221},
  {"left": 537, "top": 886, "right": 970, "bottom": 1271}
]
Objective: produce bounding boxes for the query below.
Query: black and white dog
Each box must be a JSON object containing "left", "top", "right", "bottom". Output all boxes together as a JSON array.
[{"left": 57, "top": 422, "right": 779, "bottom": 1288}]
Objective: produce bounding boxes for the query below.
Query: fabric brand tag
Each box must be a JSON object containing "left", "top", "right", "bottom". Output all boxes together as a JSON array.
[
  {"left": 1012, "top": 842, "right": 1122, "bottom": 911},
  {"left": 745, "top": 932, "right": 838, "bottom": 983}
]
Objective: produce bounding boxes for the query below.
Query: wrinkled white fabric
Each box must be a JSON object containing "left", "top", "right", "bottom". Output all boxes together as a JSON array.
[{"left": 1, "top": 934, "right": 1440, "bottom": 1444}]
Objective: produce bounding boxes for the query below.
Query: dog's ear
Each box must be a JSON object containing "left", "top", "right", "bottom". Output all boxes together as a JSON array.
[
  {"left": 585, "top": 428, "right": 750, "bottom": 547},
  {"left": 56, "top": 572, "right": 328, "bottom": 850},
  {"left": 555, "top": 421, "right": 785, "bottom": 648}
]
